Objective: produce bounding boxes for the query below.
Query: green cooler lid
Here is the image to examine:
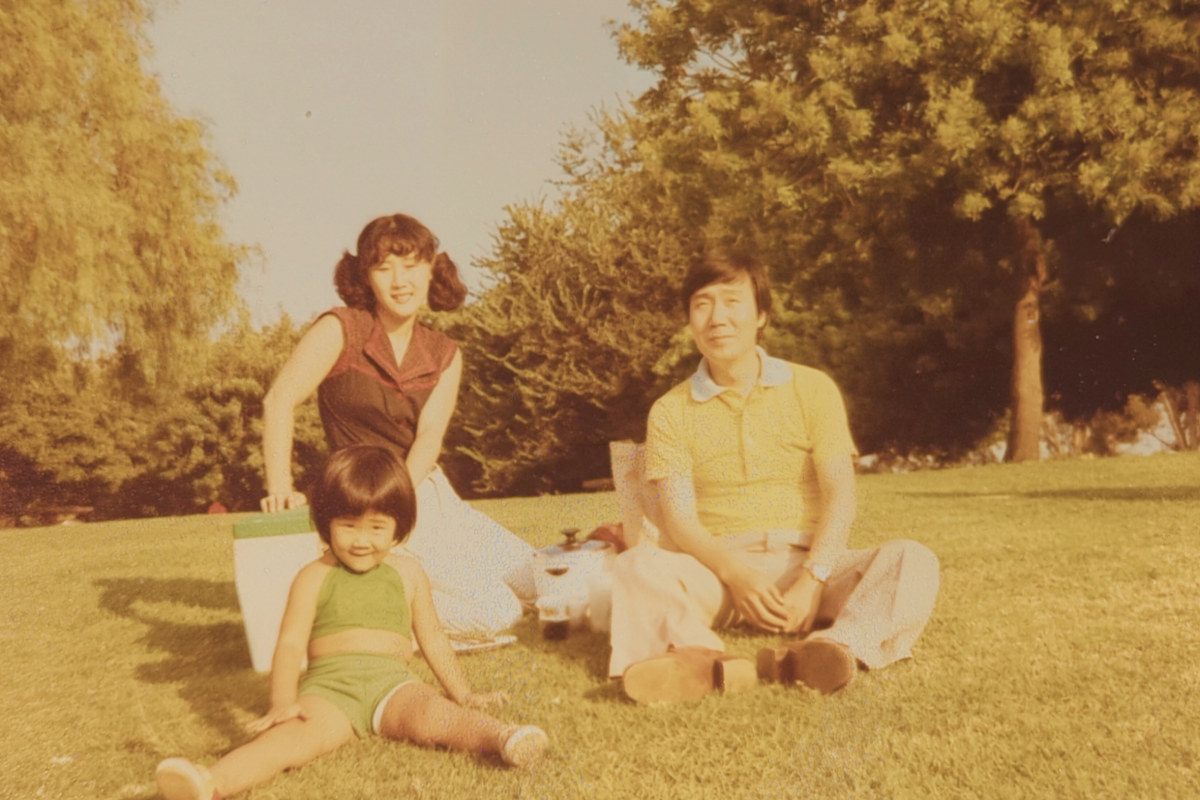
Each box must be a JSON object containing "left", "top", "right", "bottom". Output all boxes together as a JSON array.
[{"left": 233, "top": 506, "right": 316, "bottom": 539}]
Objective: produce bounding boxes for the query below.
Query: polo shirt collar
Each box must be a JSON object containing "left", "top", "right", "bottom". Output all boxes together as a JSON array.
[{"left": 690, "top": 347, "right": 791, "bottom": 402}]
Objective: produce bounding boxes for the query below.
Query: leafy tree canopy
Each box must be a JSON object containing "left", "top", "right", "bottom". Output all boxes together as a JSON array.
[
  {"left": 454, "top": 0, "right": 1200, "bottom": 490},
  {"left": 1, "top": 0, "right": 247, "bottom": 516},
  {"left": 1, "top": 0, "right": 243, "bottom": 398},
  {"left": 613, "top": 0, "right": 1200, "bottom": 461}
]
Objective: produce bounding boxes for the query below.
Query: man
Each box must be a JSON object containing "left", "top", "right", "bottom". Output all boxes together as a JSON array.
[{"left": 609, "top": 250, "right": 940, "bottom": 703}]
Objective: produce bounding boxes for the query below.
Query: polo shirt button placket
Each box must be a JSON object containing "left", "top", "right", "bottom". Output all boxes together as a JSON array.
[
  {"left": 741, "top": 392, "right": 756, "bottom": 479},
  {"left": 740, "top": 408, "right": 753, "bottom": 480}
]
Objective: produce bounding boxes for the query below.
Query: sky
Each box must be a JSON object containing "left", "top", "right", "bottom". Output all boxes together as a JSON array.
[{"left": 146, "top": 0, "right": 655, "bottom": 325}]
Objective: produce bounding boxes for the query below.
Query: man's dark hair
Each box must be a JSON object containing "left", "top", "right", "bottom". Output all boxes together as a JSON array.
[{"left": 680, "top": 248, "right": 773, "bottom": 318}]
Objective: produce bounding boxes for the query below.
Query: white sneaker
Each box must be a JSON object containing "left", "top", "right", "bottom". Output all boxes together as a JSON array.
[
  {"left": 500, "top": 725, "right": 548, "bottom": 767},
  {"left": 155, "top": 757, "right": 215, "bottom": 800}
]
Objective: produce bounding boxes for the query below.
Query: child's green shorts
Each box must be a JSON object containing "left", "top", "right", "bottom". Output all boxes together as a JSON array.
[{"left": 299, "top": 652, "right": 417, "bottom": 736}]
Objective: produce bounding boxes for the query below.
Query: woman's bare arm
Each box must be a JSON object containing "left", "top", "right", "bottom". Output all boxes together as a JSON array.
[{"left": 260, "top": 316, "right": 343, "bottom": 511}]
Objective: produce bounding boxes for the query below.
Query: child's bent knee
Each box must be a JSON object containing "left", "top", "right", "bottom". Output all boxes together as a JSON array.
[{"left": 377, "top": 682, "right": 442, "bottom": 741}]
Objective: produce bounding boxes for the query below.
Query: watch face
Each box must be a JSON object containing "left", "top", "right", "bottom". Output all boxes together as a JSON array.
[{"left": 808, "top": 563, "right": 831, "bottom": 582}]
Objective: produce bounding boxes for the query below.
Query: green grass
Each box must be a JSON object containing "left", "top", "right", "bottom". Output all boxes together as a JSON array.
[{"left": 3, "top": 453, "right": 1199, "bottom": 799}]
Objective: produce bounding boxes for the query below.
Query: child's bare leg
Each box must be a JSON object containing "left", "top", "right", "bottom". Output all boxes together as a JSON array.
[
  {"left": 209, "top": 695, "right": 354, "bottom": 797},
  {"left": 377, "top": 682, "right": 510, "bottom": 755}
]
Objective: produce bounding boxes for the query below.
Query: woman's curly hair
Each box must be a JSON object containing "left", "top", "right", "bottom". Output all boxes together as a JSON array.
[{"left": 333, "top": 214, "right": 468, "bottom": 312}]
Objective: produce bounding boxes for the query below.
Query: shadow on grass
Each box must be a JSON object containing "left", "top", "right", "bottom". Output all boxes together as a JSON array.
[
  {"left": 904, "top": 485, "right": 1200, "bottom": 502},
  {"left": 95, "top": 577, "right": 266, "bottom": 743},
  {"left": 510, "top": 615, "right": 614, "bottom": 684}
]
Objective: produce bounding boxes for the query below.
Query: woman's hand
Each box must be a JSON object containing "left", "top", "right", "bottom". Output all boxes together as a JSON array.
[
  {"left": 245, "top": 702, "right": 308, "bottom": 735},
  {"left": 260, "top": 491, "right": 308, "bottom": 513},
  {"left": 461, "top": 690, "right": 509, "bottom": 709}
]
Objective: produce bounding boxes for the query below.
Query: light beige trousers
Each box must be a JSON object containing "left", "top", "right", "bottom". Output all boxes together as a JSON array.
[{"left": 607, "top": 531, "right": 940, "bottom": 678}]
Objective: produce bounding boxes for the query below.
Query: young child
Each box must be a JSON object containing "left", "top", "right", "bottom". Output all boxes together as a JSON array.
[{"left": 155, "top": 445, "right": 548, "bottom": 800}]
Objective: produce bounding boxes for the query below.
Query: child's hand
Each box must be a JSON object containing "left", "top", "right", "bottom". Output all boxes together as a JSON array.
[
  {"left": 462, "top": 690, "right": 509, "bottom": 709},
  {"left": 245, "top": 703, "right": 308, "bottom": 735}
]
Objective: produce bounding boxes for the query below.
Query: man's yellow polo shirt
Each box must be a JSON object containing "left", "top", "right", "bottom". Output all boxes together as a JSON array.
[{"left": 644, "top": 349, "right": 857, "bottom": 540}]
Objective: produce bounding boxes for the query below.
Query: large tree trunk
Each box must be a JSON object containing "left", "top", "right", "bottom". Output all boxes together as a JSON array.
[{"left": 1005, "top": 218, "right": 1048, "bottom": 462}]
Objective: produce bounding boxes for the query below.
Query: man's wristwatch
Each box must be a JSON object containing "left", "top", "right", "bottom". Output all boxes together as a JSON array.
[{"left": 803, "top": 562, "right": 832, "bottom": 583}]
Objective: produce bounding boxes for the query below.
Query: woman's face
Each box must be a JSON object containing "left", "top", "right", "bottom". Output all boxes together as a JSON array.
[{"left": 368, "top": 253, "right": 432, "bottom": 323}]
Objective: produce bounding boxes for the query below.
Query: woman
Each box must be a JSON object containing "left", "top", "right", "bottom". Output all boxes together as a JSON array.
[{"left": 261, "top": 213, "right": 534, "bottom": 643}]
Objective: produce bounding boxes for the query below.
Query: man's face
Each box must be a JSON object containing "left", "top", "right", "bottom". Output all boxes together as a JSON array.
[{"left": 687, "top": 273, "right": 767, "bottom": 367}]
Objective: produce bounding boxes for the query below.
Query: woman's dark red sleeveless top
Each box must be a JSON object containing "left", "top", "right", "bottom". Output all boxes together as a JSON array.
[{"left": 316, "top": 307, "right": 458, "bottom": 459}]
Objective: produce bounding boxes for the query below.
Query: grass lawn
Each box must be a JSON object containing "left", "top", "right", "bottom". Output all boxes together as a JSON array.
[{"left": 3, "top": 452, "right": 1198, "bottom": 799}]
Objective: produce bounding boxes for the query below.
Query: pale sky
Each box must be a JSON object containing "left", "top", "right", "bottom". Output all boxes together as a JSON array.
[{"left": 146, "top": 0, "right": 654, "bottom": 325}]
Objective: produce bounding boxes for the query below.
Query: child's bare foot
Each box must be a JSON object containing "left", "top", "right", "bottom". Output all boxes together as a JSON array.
[
  {"left": 155, "top": 757, "right": 217, "bottom": 800},
  {"left": 499, "top": 725, "right": 548, "bottom": 767}
]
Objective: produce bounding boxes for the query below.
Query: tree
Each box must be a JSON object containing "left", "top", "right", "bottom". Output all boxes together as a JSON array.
[
  {"left": 457, "top": 0, "right": 1200, "bottom": 491},
  {"left": 119, "top": 315, "right": 326, "bottom": 517},
  {"left": 1043, "top": 209, "right": 1200, "bottom": 417},
  {"left": 1, "top": 0, "right": 244, "bottom": 512},
  {"left": 0, "top": 361, "right": 143, "bottom": 523},
  {"left": 0, "top": 315, "right": 325, "bottom": 521},
  {"left": 614, "top": 0, "right": 1200, "bottom": 460},
  {"left": 443, "top": 177, "right": 690, "bottom": 494},
  {"left": 1, "top": 0, "right": 242, "bottom": 396}
]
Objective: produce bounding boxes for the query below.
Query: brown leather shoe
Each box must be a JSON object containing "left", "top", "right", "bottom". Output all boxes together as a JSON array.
[
  {"left": 714, "top": 652, "right": 757, "bottom": 694},
  {"left": 757, "top": 639, "right": 857, "bottom": 695},
  {"left": 623, "top": 646, "right": 756, "bottom": 704},
  {"left": 756, "top": 646, "right": 789, "bottom": 683}
]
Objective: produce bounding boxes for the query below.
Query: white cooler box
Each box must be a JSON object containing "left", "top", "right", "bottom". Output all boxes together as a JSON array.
[{"left": 232, "top": 508, "right": 323, "bottom": 672}]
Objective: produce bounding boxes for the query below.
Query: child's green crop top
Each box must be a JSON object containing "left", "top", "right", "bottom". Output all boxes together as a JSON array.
[{"left": 309, "top": 562, "right": 412, "bottom": 640}]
